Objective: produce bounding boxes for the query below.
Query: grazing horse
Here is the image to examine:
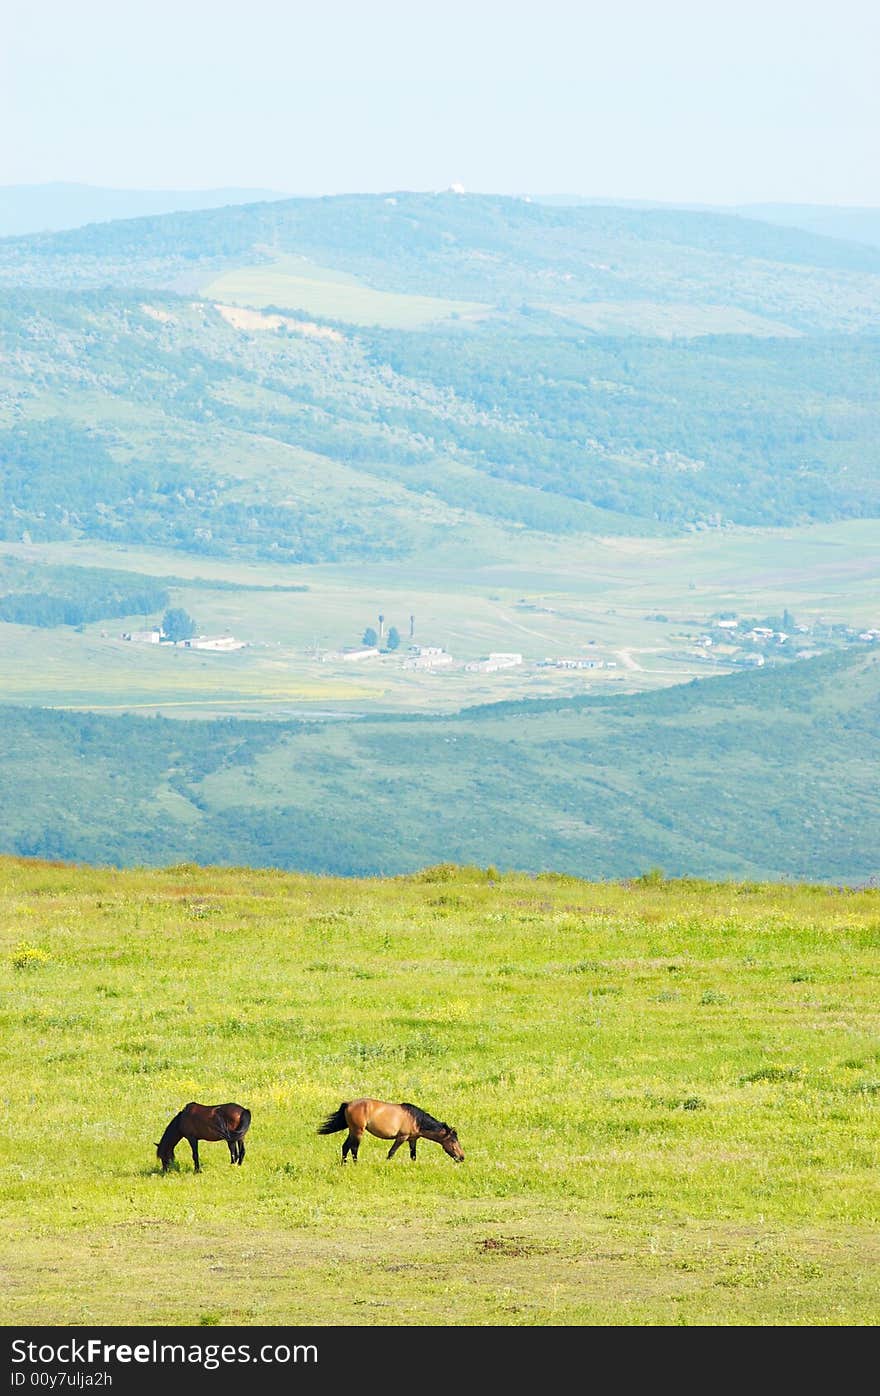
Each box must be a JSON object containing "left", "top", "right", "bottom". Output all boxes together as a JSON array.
[
  {"left": 317, "top": 1098, "right": 464, "bottom": 1163},
  {"left": 155, "top": 1102, "right": 251, "bottom": 1173}
]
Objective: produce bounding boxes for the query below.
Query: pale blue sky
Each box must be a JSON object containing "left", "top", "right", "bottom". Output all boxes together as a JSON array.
[{"left": 3, "top": 0, "right": 878, "bottom": 205}]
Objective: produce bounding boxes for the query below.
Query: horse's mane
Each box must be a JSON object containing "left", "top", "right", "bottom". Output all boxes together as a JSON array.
[
  {"left": 156, "top": 1110, "right": 183, "bottom": 1154},
  {"left": 401, "top": 1102, "right": 446, "bottom": 1132}
]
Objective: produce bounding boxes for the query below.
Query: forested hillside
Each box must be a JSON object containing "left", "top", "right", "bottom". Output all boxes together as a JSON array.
[
  {"left": 2, "top": 194, "right": 880, "bottom": 562},
  {"left": 1, "top": 650, "right": 877, "bottom": 882}
]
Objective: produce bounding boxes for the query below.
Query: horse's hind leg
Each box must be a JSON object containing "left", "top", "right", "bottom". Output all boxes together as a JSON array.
[
  {"left": 341, "top": 1129, "right": 362, "bottom": 1163},
  {"left": 228, "top": 1139, "right": 236, "bottom": 1164},
  {"left": 237, "top": 1139, "right": 245, "bottom": 1165},
  {"left": 189, "top": 1139, "right": 200, "bottom": 1173}
]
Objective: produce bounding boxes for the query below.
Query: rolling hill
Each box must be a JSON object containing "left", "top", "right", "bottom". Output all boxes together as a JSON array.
[
  {"left": 2, "top": 193, "right": 880, "bottom": 563},
  {"left": 1, "top": 648, "right": 877, "bottom": 882}
]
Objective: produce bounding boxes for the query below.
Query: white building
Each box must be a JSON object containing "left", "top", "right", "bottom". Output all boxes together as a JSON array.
[
  {"left": 122, "top": 628, "right": 162, "bottom": 643},
  {"left": 339, "top": 646, "right": 381, "bottom": 662},
  {"left": 402, "top": 652, "right": 454, "bottom": 670},
  {"left": 539, "top": 657, "right": 602, "bottom": 670},
  {"left": 174, "top": 635, "right": 245, "bottom": 652},
  {"left": 465, "top": 652, "right": 524, "bottom": 673}
]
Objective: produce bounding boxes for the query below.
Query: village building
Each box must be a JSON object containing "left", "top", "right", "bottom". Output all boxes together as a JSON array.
[
  {"left": 464, "top": 651, "right": 523, "bottom": 673},
  {"left": 334, "top": 646, "right": 381, "bottom": 662},
  {"left": 402, "top": 647, "right": 454, "bottom": 670},
  {"left": 174, "top": 635, "right": 245, "bottom": 652},
  {"left": 538, "top": 657, "right": 603, "bottom": 670}
]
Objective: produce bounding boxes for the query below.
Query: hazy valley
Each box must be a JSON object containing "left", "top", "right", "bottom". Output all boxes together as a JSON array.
[{"left": 1, "top": 192, "right": 879, "bottom": 882}]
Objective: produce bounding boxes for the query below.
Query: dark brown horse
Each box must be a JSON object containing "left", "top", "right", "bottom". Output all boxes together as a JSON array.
[
  {"left": 317, "top": 1098, "right": 464, "bottom": 1163},
  {"left": 156, "top": 1102, "right": 251, "bottom": 1172}
]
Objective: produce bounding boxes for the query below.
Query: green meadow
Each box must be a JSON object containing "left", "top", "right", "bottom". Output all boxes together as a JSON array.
[
  {"left": 2, "top": 857, "right": 878, "bottom": 1326},
  {"left": 202, "top": 255, "right": 489, "bottom": 328}
]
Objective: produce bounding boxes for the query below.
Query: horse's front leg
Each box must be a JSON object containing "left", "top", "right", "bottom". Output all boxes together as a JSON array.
[
  {"left": 387, "top": 1133, "right": 407, "bottom": 1160},
  {"left": 409, "top": 1140, "right": 417, "bottom": 1161},
  {"left": 189, "top": 1138, "right": 200, "bottom": 1173}
]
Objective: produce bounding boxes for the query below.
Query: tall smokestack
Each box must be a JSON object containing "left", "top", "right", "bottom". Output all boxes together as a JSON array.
[
  {"left": 378, "top": 614, "right": 385, "bottom": 640},
  {"left": 409, "top": 614, "right": 415, "bottom": 638}
]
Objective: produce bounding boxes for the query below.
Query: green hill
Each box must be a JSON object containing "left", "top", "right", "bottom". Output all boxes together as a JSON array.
[
  {"left": 6, "top": 192, "right": 880, "bottom": 322},
  {"left": 2, "top": 193, "right": 880, "bottom": 562},
  {"left": 2, "top": 649, "right": 877, "bottom": 882}
]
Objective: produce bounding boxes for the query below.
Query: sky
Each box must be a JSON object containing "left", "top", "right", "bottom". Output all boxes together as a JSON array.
[{"left": 2, "top": 0, "right": 879, "bottom": 206}]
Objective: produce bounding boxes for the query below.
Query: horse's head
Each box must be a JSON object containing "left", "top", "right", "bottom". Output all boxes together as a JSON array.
[
  {"left": 155, "top": 1141, "right": 173, "bottom": 1172},
  {"left": 439, "top": 1124, "right": 464, "bottom": 1162}
]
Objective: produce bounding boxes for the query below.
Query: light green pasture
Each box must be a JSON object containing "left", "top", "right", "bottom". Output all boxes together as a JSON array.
[{"left": 1, "top": 860, "right": 877, "bottom": 1325}]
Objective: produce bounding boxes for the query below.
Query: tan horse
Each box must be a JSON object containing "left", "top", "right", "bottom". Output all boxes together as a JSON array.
[
  {"left": 317, "top": 1098, "right": 464, "bottom": 1163},
  {"left": 156, "top": 1101, "right": 251, "bottom": 1172}
]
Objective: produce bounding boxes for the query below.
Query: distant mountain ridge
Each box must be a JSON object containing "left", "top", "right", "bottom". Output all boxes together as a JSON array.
[
  {"left": 0, "top": 182, "right": 291, "bottom": 237},
  {"left": 5, "top": 189, "right": 880, "bottom": 283},
  {"left": 535, "top": 194, "right": 880, "bottom": 253},
  {"left": 5, "top": 183, "right": 880, "bottom": 256}
]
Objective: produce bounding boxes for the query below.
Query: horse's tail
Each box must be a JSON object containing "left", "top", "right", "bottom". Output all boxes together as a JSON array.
[
  {"left": 231, "top": 1107, "right": 251, "bottom": 1140},
  {"left": 317, "top": 1102, "right": 350, "bottom": 1135},
  {"left": 216, "top": 1106, "right": 251, "bottom": 1142}
]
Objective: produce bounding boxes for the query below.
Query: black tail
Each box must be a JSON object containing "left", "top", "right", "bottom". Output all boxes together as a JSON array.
[
  {"left": 231, "top": 1107, "right": 251, "bottom": 1140},
  {"left": 216, "top": 1107, "right": 251, "bottom": 1142},
  {"left": 317, "top": 1102, "right": 349, "bottom": 1135}
]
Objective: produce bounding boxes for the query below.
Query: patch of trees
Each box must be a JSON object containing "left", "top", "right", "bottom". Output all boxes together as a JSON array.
[
  {"left": 162, "top": 607, "right": 197, "bottom": 641},
  {"left": 0, "top": 562, "right": 169, "bottom": 628}
]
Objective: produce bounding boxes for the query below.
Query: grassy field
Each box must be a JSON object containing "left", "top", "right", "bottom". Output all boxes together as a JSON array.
[
  {"left": 1, "top": 520, "right": 878, "bottom": 717},
  {"left": 1, "top": 857, "right": 877, "bottom": 1327},
  {"left": 202, "top": 255, "right": 489, "bottom": 328},
  {"left": 544, "top": 298, "right": 800, "bottom": 338}
]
